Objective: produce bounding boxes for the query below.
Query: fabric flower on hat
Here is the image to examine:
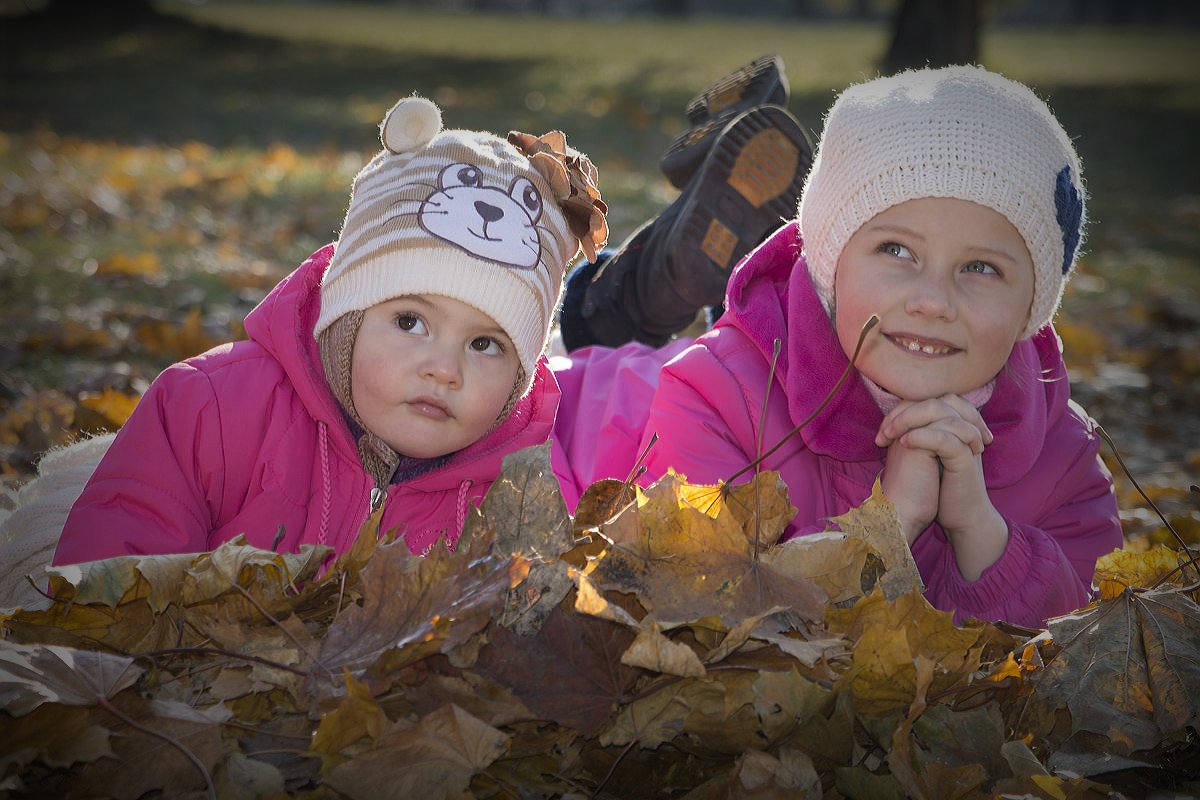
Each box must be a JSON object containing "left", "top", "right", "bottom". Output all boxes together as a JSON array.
[{"left": 508, "top": 130, "right": 609, "bottom": 263}]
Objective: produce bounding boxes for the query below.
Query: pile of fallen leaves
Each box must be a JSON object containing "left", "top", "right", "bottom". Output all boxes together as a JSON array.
[{"left": 2, "top": 444, "right": 1198, "bottom": 799}]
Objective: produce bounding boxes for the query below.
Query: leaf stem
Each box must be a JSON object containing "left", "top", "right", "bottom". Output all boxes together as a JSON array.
[
  {"left": 133, "top": 646, "right": 308, "bottom": 676},
  {"left": 1095, "top": 425, "right": 1200, "bottom": 585},
  {"left": 592, "top": 738, "right": 637, "bottom": 799},
  {"left": 95, "top": 694, "right": 216, "bottom": 800},
  {"left": 724, "top": 315, "right": 878, "bottom": 488}
]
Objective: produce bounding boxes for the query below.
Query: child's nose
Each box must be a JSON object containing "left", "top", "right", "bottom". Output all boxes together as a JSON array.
[
  {"left": 904, "top": 273, "right": 957, "bottom": 320},
  {"left": 420, "top": 342, "right": 463, "bottom": 387}
]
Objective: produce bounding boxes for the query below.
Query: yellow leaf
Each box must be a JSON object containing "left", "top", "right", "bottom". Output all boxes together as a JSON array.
[
  {"left": 79, "top": 388, "right": 140, "bottom": 428},
  {"left": 620, "top": 621, "right": 707, "bottom": 678},
  {"left": 311, "top": 671, "right": 390, "bottom": 769},
  {"left": 97, "top": 251, "right": 160, "bottom": 276},
  {"left": 830, "top": 479, "right": 924, "bottom": 599},
  {"left": 1094, "top": 545, "right": 1185, "bottom": 599},
  {"left": 264, "top": 143, "right": 299, "bottom": 170},
  {"left": 1031, "top": 773, "right": 1069, "bottom": 800}
]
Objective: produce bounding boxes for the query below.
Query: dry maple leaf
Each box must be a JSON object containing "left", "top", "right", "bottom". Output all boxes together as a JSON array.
[
  {"left": 475, "top": 605, "right": 639, "bottom": 737},
  {"left": 828, "top": 479, "right": 924, "bottom": 600},
  {"left": 467, "top": 443, "right": 575, "bottom": 635},
  {"left": 324, "top": 704, "right": 507, "bottom": 800},
  {"left": 1027, "top": 586, "right": 1200, "bottom": 755},
  {"left": 316, "top": 531, "right": 514, "bottom": 679},
  {"left": 827, "top": 588, "right": 984, "bottom": 715},
  {"left": 589, "top": 470, "right": 826, "bottom": 626},
  {"left": 0, "top": 642, "right": 142, "bottom": 716},
  {"left": 1093, "top": 545, "right": 1191, "bottom": 599},
  {"left": 70, "top": 694, "right": 226, "bottom": 800}
]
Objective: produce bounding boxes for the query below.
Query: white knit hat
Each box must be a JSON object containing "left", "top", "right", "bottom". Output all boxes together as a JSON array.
[
  {"left": 798, "top": 65, "right": 1086, "bottom": 339},
  {"left": 316, "top": 96, "right": 606, "bottom": 388}
]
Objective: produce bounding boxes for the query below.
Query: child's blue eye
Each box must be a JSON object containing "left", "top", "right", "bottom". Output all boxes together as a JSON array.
[
  {"left": 880, "top": 241, "right": 911, "bottom": 259},
  {"left": 963, "top": 261, "right": 998, "bottom": 275}
]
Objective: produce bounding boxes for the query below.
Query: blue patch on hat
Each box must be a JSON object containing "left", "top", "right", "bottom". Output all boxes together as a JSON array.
[{"left": 1055, "top": 166, "right": 1082, "bottom": 275}]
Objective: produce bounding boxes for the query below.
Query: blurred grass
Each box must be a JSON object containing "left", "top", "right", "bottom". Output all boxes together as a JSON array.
[{"left": 1, "top": 2, "right": 1198, "bottom": 522}]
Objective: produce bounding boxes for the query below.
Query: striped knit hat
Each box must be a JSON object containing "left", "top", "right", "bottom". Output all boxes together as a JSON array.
[
  {"left": 315, "top": 96, "right": 606, "bottom": 391},
  {"left": 798, "top": 65, "right": 1086, "bottom": 340}
]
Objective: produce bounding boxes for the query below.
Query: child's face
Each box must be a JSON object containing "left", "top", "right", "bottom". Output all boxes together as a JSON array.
[
  {"left": 351, "top": 294, "right": 521, "bottom": 459},
  {"left": 833, "top": 197, "right": 1035, "bottom": 401}
]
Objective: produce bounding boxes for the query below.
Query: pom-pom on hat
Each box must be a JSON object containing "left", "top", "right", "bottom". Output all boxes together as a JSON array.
[
  {"left": 798, "top": 65, "right": 1085, "bottom": 340},
  {"left": 315, "top": 95, "right": 607, "bottom": 391}
]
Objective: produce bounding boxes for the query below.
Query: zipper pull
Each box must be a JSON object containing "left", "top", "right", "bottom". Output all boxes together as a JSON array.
[{"left": 369, "top": 486, "right": 385, "bottom": 514}]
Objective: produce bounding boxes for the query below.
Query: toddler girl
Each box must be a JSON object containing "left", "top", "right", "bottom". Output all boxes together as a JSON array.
[
  {"left": 54, "top": 96, "right": 606, "bottom": 565},
  {"left": 557, "top": 65, "right": 1122, "bottom": 628}
]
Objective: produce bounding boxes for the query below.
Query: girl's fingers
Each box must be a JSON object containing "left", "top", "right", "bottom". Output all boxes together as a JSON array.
[
  {"left": 898, "top": 420, "right": 986, "bottom": 462},
  {"left": 875, "top": 394, "right": 993, "bottom": 448}
]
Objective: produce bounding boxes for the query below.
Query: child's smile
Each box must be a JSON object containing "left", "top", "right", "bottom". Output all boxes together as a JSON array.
[
  {"left": 351, "top": 294, "right": 520, "bottom": 459},
  {"left": 833, "top": 197, "right": 1035, "bottom": 401}
]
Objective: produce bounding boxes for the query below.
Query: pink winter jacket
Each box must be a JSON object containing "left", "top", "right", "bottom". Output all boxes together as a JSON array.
[
  {"left": 55, "top": 245, "right": 564, "bottom": 565},
  {"left": 555, "top": 222, "right": 1123, "bottom": 627}
]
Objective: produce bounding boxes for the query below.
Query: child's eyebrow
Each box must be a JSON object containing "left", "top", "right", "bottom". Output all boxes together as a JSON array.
[
  {"left": 963, "top": 244, "right": 1026, "bottom": 267},
  {"left": 866, "top": 222, "right": 926, "bottom": 241}
]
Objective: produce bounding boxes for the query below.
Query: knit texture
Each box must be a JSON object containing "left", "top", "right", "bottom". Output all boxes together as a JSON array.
[
  {"left": 315, "top": 96, "right": 582, "bottom": 388},
  {"left": 798, "top": 65, "right": 1086, "bottom": 339}
]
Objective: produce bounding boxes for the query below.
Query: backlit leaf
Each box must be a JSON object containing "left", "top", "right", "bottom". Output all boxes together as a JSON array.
[{"left": 1031, "top": 587, "right": 1200, "bottom": 753}]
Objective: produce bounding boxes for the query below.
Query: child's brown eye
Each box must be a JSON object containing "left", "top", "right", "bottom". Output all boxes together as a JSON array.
[
  {"left": 395, "top": 314, "right": 425, "bottom": 334},
  {"left": 470, "top": 336, "right": 502, "bottom": 355}
]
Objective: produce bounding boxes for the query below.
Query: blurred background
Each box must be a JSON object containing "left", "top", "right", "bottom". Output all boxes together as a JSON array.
[{"left": 2, "top": 0, "right": 1198, "bottom": 545}]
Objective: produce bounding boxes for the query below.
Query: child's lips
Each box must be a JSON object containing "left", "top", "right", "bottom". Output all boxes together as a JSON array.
[
  {"left": 886, "top": 332, "right": 961, "bottom": 357},
  {"left": 407, "top": 395, "right": 452, "bottom": 419}
]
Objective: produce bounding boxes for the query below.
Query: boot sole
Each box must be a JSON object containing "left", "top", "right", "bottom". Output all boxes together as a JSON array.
[
  {"left": 665, "top": 105, "right": 813, "bottom": 306},
  {"left": 661, "top": 54, "right": 789, "bottom": 188},
  {"left": 686, "top": 54, "right": 787, "bottom": 123}
]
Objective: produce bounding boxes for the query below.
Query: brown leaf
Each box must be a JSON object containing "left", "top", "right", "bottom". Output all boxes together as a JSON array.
[
  {"left": 476, "top": 605, "right": 638, "bottom": 737},
  {"left": 598, "top": 677, "right": 692, "bottom": 750},
  {"left": 0, "top": 704, "right": 113, "bottom": 770},
  {"left": 760, "top": 530, "right": 874, "bottom": 605},
  {"left": 751, "top": 668, "right": 836, "bottom": 746},
  {"left": 589, "top": 470, "right": 825, "bottom": 626},
  {"left": 71, "top": 695, "right": 225, "bottom": 800},
  {"left": 573, "top": 477, "right": 635, "bottom": 532},
  {"left": 323, "top": 704, "right": 507, "bottom": 800},
  {"left": 0, "top": 642, "right": 142, "bottom": 715},
  {"left": 827, "top": 588, "right": 983, "bottom": 715},
  {"left": 1093, "top": 545, "right": 1191, "bottom": 599},
  {"left": 317, "top": 533, "right": 513, "bottom": 678},
  {"left": 470, "top": 442, "right": 575, "bottom": 635},
  {"left": 829, "top": 479, "right": 924, "bottom": 599},
  {"left": 1031, "top": 586, "right": 1200, "bottom": 754},
  {"left": 212, "top": 751, "right": 286, "bottom": 800},
  {"left": 309, "top": 671, "right": 390, "bottom": 768},
  {"left": 732, "top": 747, "right": 823, "bottom": 798},
  {"left": 620, "top": 620, "right": 707, "bottom": 678}
]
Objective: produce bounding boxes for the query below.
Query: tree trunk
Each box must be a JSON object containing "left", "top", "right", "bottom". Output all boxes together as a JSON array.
[{"left": 881, "top": 0, "right": 981, "bottom": 75}]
